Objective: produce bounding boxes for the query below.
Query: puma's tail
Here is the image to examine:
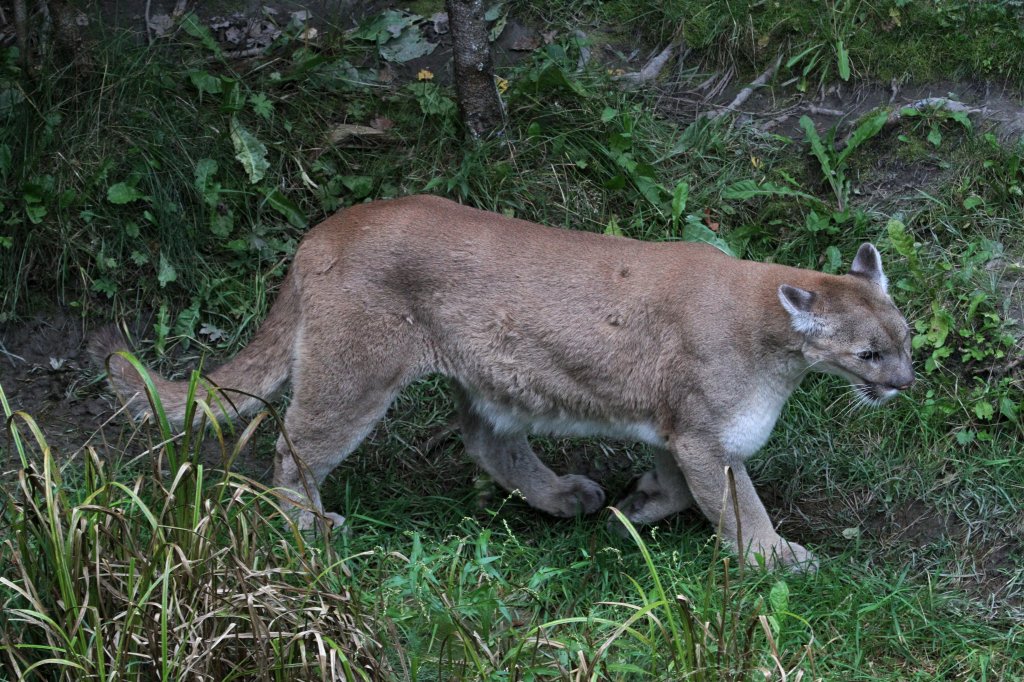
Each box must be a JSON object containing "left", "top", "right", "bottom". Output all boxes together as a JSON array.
[{"left": 90, "top": 273, "right": 299, "bottom": 428}]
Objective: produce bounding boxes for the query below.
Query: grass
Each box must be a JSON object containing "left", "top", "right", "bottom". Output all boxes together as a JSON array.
[{"left": 2, "top": 2, "right": 1023, "bottom": 680}]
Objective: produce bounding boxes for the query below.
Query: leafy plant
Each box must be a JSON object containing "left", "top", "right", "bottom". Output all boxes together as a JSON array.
[{"left": 799, "top": 109, "right": 887, "bottom": 213}]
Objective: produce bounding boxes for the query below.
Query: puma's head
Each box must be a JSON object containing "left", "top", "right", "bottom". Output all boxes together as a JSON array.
[{"left": 778, "top": 243, "right": 914, "bottom": 406}]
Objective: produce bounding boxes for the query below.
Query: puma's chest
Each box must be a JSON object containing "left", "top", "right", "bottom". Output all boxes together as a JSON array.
[{"left": 718, "top": 386, "right": 790, "bottom": 459}]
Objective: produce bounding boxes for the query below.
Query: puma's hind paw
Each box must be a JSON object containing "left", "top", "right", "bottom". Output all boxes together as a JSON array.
[{"left": 550, "top": 474, "right": 606, "bottom": 517}]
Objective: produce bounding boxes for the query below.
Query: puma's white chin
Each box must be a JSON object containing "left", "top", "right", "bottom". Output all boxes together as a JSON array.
[{"left": 852, "top": 383, "right": 899, "bottom": 407}]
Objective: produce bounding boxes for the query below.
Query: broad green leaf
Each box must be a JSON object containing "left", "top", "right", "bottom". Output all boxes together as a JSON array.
[
  {"left": 824, "top": 245, "right": 842, "bottom": 273},
  {"left": 836, "top": 39, "right": 850, "bottom": 80},
  {"left": 604, "top": 215, "right": 623, "bottom": 237},
  {"left": 351, "top": 10, "right": 414, "bottom": 43},
  {"left": 955, "top": 430, "right": 976, "bottom": 445},
  {"left": 770, "top": 580, "right": 790, "bottom": 615},
  {"left": 220, "top": 78, "right": 244, "bottom": 112},
  {"left": 209, "top": 210, "right": 233, "bottom": 237},
  {"left": 250, "top": 93, "right": 274, "bottom": 120},
  {"left": 188, "top": 70, "right": 222, "bottom": 95},
  {"left": 230, "top": 116, "right": 269, "bottom": 184},
  {"left": 157, "top": 252, "right": 177, "bottom": 288},
  {"left": 886, "top": 218, "right": 917, "bottom": 263},
  {"left": 837, "top": 109, "right": 889, "bottom": 164},
  {"left": 927, "top": 126, "right": 942, "bottom": 147},
  {"left": 194, "top": 159, "right": 219, "bottom": 205},
  {"left": 799, "top": 116, "right": 832, "bottom": 177},
  {"left": 948, "top": 110, "right": 972, "bottom": 130},
  {"left": 263, "top": 187, "right": 307, "bottom": 228},
  {"left": 406, "top": 82, "right": 456, "bottom": 116},
  {"left": 681, "top": 217, "right": 734, "bottom": 257},
  {"left": 107, "top": 182, "right": 145, "bottom": 205},
  {"left": 25, "top": 203, "right": 47, "bottom": 224},
  {"left": 380, "top": 26, "right": 437, "bottom": 63},
  {"left": 671, "top": 181, "right": 688, "bottom": 220},
  {"left": 341, "top": 175, "right": 374, "bottom": 199},
  {"left": 634, "top": 176, "right": 666, "bottom": 212},
  {"left": 180, "top": 13, "right": 223, "bottom": 56},
  {"left": 999, "top": 397, "right": 1019, "bottom": 423},
  {"left": 722, "top": 179, "right": 819, "bottom": 205},
  {"left": 530, "top": 63, "right": 589, "bottom": 98}
]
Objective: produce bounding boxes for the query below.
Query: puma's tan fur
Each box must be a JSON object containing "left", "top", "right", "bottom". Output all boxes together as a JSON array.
[{"left": 97, "top": 195, "right": 914, "bottom": 570}]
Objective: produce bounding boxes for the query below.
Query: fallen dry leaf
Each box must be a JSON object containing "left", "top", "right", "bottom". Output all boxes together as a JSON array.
[
  {"left": 703, "top": 207, "right": 720, "bottom": 232},
  {"left": 370, "top": 116, "right": 394, "bottom": 131}
]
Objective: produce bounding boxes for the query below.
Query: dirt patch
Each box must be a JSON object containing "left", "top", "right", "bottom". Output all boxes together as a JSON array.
[
  {"left": 0, "top": 315, "right": 279, "bottom": 483},
  {"left": 659, "top": 75, "right": 1024, "bottom": 143},
  {"left": 761, "top": 482, "right": 1022, "bottom": 614},
  {"left": 0, "top": 313, "right": 114, "bottom": 459}
]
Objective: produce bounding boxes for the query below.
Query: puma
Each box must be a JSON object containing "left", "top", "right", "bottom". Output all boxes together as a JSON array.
[{"left": 96, "top": 195, "right": 914, "bottom": 570}]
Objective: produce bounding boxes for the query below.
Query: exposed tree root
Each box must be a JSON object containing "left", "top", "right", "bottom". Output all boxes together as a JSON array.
[
  {"left": 614, "top": 26, "right": 685, "bottom": 88},
  {"left": 709, "top": 53, "right": 782, "bottom": 119}
]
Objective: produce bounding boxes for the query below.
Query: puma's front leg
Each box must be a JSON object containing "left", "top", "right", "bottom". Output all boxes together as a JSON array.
[
  {"left": 671, "top": 437, "right": 817, "bottom": 572},
  {"left": 457, "top": 398, "right": 605, "bottom": 518}
]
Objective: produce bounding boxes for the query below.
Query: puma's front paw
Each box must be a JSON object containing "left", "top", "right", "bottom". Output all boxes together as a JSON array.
[
  {"left": 296, "top": 510, "right": 347, "bottom": 532},
  {"left": 550, "top": 474, "right": 606, "bottom": 517},
  {"left": 750, "top": 538, "right": 818, "bottom": 573}
]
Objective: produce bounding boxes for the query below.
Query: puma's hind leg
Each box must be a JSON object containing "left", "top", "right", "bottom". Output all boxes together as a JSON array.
[
  {"left": 456, "top": 390, "right": 605, "bottom": 517},
  {"left": 274, "top": 315, "right": 420, "bottom": 530}
]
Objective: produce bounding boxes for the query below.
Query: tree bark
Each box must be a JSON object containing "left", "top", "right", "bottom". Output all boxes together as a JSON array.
[
  {"left": 13, "top": 0, "right": 30, "bottom": 69},
  {"left": 444, "top": 0, "right": 503, "bottom": 139}
]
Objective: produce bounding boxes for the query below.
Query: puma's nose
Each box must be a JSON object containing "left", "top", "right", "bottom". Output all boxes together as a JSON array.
[{"left": 894, "top": 376, "right": 915, "bottom": 391}]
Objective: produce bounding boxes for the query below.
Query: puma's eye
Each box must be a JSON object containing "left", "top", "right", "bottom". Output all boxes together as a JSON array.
[{"left": 857, "top": 350, "right": 881, "bottom": 361}]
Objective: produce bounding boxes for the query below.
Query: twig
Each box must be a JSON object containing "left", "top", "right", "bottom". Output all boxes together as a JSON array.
[
  {"left": 759, "top": 113, "right": 791, "bottom": 132},
  {"left": 710, "top": 52, "right": 782, "bottom": 119},
  {"left": 614, "top": 25, "right": 685, "bottom": 88},
  {"left": 208, "top": 46, "right": 269, "bottom": 61},
  {"left": 144, "top": 0, "right": 152, "bottom": 44},
  {"left": 0, "top": 342, "right": 27, "bottom": 367},
  {"left": 574, "top": 30, "right": 590, "bottom": 72},
  {"left": 694, "top": 72, "right": 718, "bottom": 92},
  {"left": 705, "top": 66, "right": 734, "bottom": 100},
  {"left": 808, "top": 104, "right": 846, "bottom": 117}
]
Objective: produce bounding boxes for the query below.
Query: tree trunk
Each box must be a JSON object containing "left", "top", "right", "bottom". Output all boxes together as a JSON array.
[
  {"left": 13, "top": 0, "right": 30, "bottom": 69},
  {"left": 444, "top": 0, "right": 503, "bottom": 139}
]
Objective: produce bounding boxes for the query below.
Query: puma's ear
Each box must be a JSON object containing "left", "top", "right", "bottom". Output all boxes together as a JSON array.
[
  {"left": 778, "top": 284, "right": 821, "bottom": 335},
  {"left": 850, "top": 243, "right": 888, "bottom": 293}
]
